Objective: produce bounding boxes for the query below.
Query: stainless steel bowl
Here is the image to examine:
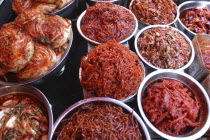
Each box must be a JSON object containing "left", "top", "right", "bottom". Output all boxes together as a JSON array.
[
  {"left": 78, "top": 54, "right": 145, "bottom": 103},
  {"left": 0, "top": 85, "right": 53, "bottom": 140},
  {"left": 137, "top": 70, "right": 210, "bottom": 140},
  {"left": 177, "top": 1, "right": 210, "bottom": 39},
  {"left": 86, "top": 0, "right": 125, "bottom": 7},
  {"left": 53, "top": 0, "right": 77, "bottom": 18},
  {"left": 129, "top": 0, "right": 179, "bottom": 29},
  {"left": 0, "top": 28, "right": 73, "bottom": 86},
  {"left": 52, "top": 97, "right": 151, "bottom": 139},
  {"left": 134, "top": 25, "right": 195, "bottom": 71},
  {"left": 76, "top": 6, "right": 138, "bottom": 45}
]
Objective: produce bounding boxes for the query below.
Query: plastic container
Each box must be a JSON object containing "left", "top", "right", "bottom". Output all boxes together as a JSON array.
[{"left": 185, "top": 34, "right": 210, "bottom": 82}]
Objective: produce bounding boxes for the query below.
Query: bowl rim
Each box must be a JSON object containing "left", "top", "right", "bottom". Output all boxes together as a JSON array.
[
  {"left": 177, "top": 1, "right": 210, "bottom": 36},
  {"left": 129, "top": 0, "right": 179, "bottom": 26},
  {"left": 53, "top": 97, "right": 151, "bottom": 139},
  {"left": 53, "top": 0, "right": 76, "bottom": 14},
  {"left": 0, "top": 85, "right": 54, "bottom": 140},
  {"left": 0, "top": 28, "right": 73, "bottom": 86},
  {"left": 137, "top": 69, "right": 210, "bottom": 140},
  {"left": 78, "top": 52, "right": 146, "bottom": 103},
  {"left": 76, "top": 4, "right": 138, "bottom": 45},
  {"left": 134, "top": 25, "right": 195, "bottom": 71},
  {"left": 86, "top": 0, "right": 120, "bottom": 2}
]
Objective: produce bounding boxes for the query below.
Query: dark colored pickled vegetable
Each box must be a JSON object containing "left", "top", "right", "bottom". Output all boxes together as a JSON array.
[
  {"left": 137, "top": 26, "right": 191, "bottom": 69},
  {"left": 130, "top": 0, "right": 177, "bottom": 25},
  {"left": 57, "top": 102, "right": 142, "bottom": 140}
]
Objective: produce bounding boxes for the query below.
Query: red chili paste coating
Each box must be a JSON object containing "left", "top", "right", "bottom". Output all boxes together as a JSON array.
[
  {"left": 180, "top": 7, "right": 210, "bottom": 34},
  {"left": 142, "top": 79, "right": 200, "bottom": 136}
]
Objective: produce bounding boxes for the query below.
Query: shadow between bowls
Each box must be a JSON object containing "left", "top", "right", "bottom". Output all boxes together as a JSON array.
[
  {"left": 0, "top": 28, "right": 73, "bottom": 86},
  {"left": 52, "top": 97, "right": 151, "bottom": 140},
  {"left": 76, "top": 6, "right": 138, "bottom": 46},
  {"left": 137, "top": 69, "right": 210, "bottom": 140},
  {"left": 0, "top": 85, "right": 54, "bottom": 140},
  {"left": 134, "top": 25, "right": 195, "bottom": 72}
]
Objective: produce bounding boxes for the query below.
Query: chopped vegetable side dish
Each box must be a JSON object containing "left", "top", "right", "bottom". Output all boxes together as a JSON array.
[
  {"left": 0, "top": 94, "right": 49, "bottom": 140},
  {"left": 137, "top": 26, "right": 191, "bottom": 69}
]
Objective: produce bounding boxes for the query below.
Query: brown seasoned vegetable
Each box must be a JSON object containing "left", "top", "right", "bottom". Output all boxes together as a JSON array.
[
  {"left": 137, "top": 26, "right": 191, "bottom": 69},
  {"left": 130, "top": 0, "right": 177, "bottom": 25}
]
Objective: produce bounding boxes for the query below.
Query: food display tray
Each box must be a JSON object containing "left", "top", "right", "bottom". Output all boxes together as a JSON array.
[{"left": 0, "top": 0, "right": 209, "bottom": 139}]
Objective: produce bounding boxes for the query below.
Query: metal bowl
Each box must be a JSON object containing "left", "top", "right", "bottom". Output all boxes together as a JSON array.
[
  {"left": 0, "top": 28, "right": 73, "bottom": 86},
  {"left": 0, "top": 85, "right": 53, "bottom": 140},
  {"left": 134, "top": 25, "right": 195, "bottom": 71},
  {"left": 86, "top": 0, "right": 125, "bottom": 7},
  {"left": 52, "top": 97, "right": 151, "bottom": 139},
  {"left": 78, "top": 54, "right": 145, "bottom": 103},
  {"left": 129, "top": 0, "right": 179, "bottom": 29},
  {"left": 177, "top": 1, "right": 210, "bottom": 39},
  {"left": 76, "top": 6, "right": 138, "bottom": 45},
  {"left": 137, "top": 70, "right": 210, "bottom": 140},
  {"left": 53, "top": 0, "right": 77, "bottom": 18}
]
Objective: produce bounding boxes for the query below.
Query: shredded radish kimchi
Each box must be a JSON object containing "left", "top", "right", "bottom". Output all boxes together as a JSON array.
[{"left": 80, "top": 40, "right": 144, "bottom": 100}]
